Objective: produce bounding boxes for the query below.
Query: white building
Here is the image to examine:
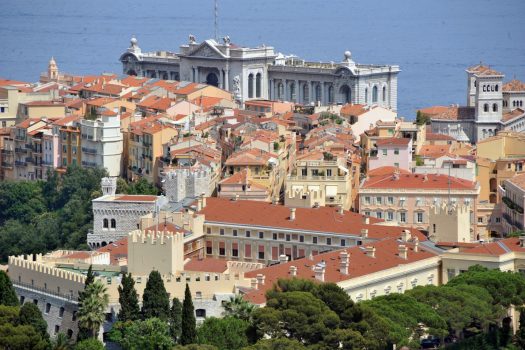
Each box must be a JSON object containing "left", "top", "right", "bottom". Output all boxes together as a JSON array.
[
  {"left": 120, "top": 36, "right": 400, "bottom": 109},
  {"left": 163, "top": 165, "right": 215, "bottom": 203},
  {"left": 80, "top": 115, "right": 123, "bottom": 176}
]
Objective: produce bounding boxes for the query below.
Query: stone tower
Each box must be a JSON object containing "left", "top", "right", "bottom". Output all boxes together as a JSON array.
[
  {"left": 48, "top": 57, "right": 58, "bottom": 81},
  {"left": 474, "top": 69, "right": 504, "bottom": 123},
  {"left": 101, "top": 177, "right": 117, "bottom": 196}
]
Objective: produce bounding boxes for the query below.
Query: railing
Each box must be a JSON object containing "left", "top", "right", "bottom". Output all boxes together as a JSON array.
[
  {"left": 288, "top": 175, "right": 347, "bottom": 181},
  {"left": 14, "top": 147, "right": 28, "bottom": 154},
  {"left": 25, "top": 157, "right": 34, "bottom": 163},
  {"left": 1, "top": 161, "right": 13, "bottom": 168},
  {"left": 13, "top": 281, "right": 78, "bottom": 302},
  {"left": 15, "top": 160, "right": 27, "bottom": 166},
  {"left": 503, "top": 196, "right": 524, "bottom": 214},
  {"left": 1, "top": 149, "right": 13, "bottom": 154},
  {"left": 81, "top": 147, "right": 97, "bottom": 154}
]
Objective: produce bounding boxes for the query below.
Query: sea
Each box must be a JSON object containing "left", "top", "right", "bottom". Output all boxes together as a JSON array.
[{"left": 1, "top": 0, "right": 524, "bottom": 118}]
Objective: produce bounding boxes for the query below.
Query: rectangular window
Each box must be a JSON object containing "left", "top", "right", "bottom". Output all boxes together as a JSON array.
[
  {"left": 299, "top": 235, "right": 304, "bottom": 243},
  {"left": 387, "top": 212, "right": 394, "bottom": 221},
  {"left": 387, "top": 196, "right": 394, "bottom": 205},
  {"left": 272, "top": 233, "right": 277, "bottom": 240},
  {"left": 206, "top": 246, "right": 212, "bottom": 255},
  {"left": 286, "top": 234, "right": 290, "bottom": 242},
  {"left": 340, "top": 239, "right": 346, "bottom": 246},
  {"left": 447, "top": 269, "right": 456, "bottom": 281},
  {"left": 394, "top": 148, "right": 399, "bottom": 155},
  {"left": 62, "top": 145, "right": 67, "bottom": 153},
  {"left": 45, "top": 303, "right": 51, "bottom": 314},
  {"left": 220, "top": 229, "right": 224, "bottom": 236},
  {"left": 246, "top": 231, "right": 251, "bottom": 238},
  {"left": 232, "top": 248, "right": 238, "bottom": 257},
  {"left": 400, "top": 212, "right": 406, "bottom": 223},
  {"left": 233, "top": 229, "right": 237, "bottom": 237},
  {"left": 326, "top": 237, "right": 332, "bottom": 245},
  {"left": 206, "top": 227, "right": 211, "bottom": 234},
  {"left": 376, "top": 197, "right": 382, "bottom": 205},
  {"left": 258, "top": 251, "right": 264, "bottom": 260},
  {"left": 364, "top": 211, "right": 370, "bottom": 217},
  {"left": 258, "top": 232, "right": 264, "bottom": 239},
  {"left": 376, "top": 211, "right": 382, "bottom": 219},
  {"left": 312, "top": 236, "right": 318, "bottom": 244},
  {"left": 478, "top": 217, "right": 483, "bottom": 223},
  {"left": 326, "top": 169, "right": 332, "bottom": 176},
  {"left": 364, "top": 196, "right": 370, "bottom": 205},
  {"left": 417, "top": 212, "right": 424, "bottom": 223},
  {"left": 382, "top": 149, "right": 387, "bottom": 156},
  {"left": 219, "top": 247, "right": 225, "bottom": 256}
]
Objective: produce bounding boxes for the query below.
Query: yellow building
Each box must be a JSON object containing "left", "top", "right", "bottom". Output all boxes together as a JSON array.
[
  {"left": 477, "top": 131, "right": 525, "bottom": 161},
  {"left": 17, "top": 101, "right": 66, "bottom": 123}
]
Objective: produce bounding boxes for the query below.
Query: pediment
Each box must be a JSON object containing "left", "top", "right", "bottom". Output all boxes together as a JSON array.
[{"left": 187, "top": 41, "right": 226, "bottom": 59}]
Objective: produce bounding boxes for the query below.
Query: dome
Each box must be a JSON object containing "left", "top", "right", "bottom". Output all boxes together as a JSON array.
[
  {"left": 130, "top": 36, "right": 138, "bottom": 46},
  {"left": 344, "top": 50, "right": 352, "bottom": 60}
]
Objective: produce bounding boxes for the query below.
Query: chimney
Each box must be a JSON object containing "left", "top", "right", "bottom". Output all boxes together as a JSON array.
[
  {"left": 363, "top": 216, "right": 370, "bottom": 225},
  {"left": 235, "top": 194, "right": 239, "bottom": 201},
  {"left": 398, "top": 245, "right": 408, "bottom": 260},
  {"left": 272, "top": 197, "right": 278, "bottom": 205},
  {"left": 197, "top": 197, "right": 203, "bottom": 211},
  {"left": 365, "top": 246, "right": 376, "bottom": 258},
  {"left": 201, "top": 193, "right": 207, "bottom": 208},
  {"left": 314, "top": 265, "right": 325, "bottom": 282},
  {"left": 401, "top": 229, "right": 411, "bottom": 242},
  {"left": 279, "top": 254, "right": 289, "bottom": 264},
  {"left": 251, "top": 278, "right": 258, "bottom": 290},
  {"left": 360, "top": 228, "right": 368, "bottom": 239},
  {"left": 289, "top": 265, "right": 297, "bottom": 277},
  {"left": 256, "top": 273, "right": 265, "bottom": 286},
  {"left": 290, "top": 207, "right": 296, "bottom": 221},
  {"left": 520, "top": 236, "right": 525, "bottom": 248},
  {"left": 338, "top": 205, "right": 344, "bottom": 215},
  {"left": 413, "top": 237, "right": 419, "bottom": 252},
  {"left": 392, "top": 170, "right": 400, "bottom": 181},
  {"left": 340, "top": 251, "right": 350, "bottom": 275},
  {"left": 423, "top": 173, "right": 428, "bottom": 182}
]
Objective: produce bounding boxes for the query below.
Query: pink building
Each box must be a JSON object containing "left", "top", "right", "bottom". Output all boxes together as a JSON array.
[{"left": 368, "top": 137, "right": 412, "bottom": 172}]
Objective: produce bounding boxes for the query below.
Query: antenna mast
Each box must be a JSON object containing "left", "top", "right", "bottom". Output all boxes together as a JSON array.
[{"left": 214, "top": 0, "right": 218, "bottom": 41}]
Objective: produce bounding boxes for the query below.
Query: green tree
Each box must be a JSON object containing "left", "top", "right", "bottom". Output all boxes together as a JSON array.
[
  {"left": 221, "top": 295, "right": 255, "bottom": 321},
  {"left": 515, "top": 307, "right": 525, "bottom": 348},
  {"left": 18, "top": 302, "right": 49, "bottom": 340},
  {"left": 416, "top": 110, "right": 430, "bottom": 125},
  {"left": 242, "top": 338, "right": 306, "bottom": 350},
  {"left": 174, "top": 345, "right": 218, "bottom": 350},
  {"left": 77, "top": 265, "right": 96, "bottom": 340},
  {"left": 197, "top": 317, "right": 250, "bottom": 350},
  {"left": 52, "top": 332, "right": 72, "bottom": 350},
  {"left": 126, "top": 178, "right": 159, "bottom": 195},
  {"left": 170, "top": 297, "right": 183, "bottom": 342},
  {"left": 108, "top": 318, "right": 174, "bottom": 350},
  {"left": 141, "top": 270, "right": 170, "bottom": 320},
  {"left": 0, "top": 270, "right": 19, "bottom": 306},
  {"left": 181, "top": 283, "right": 197, "bottom": 345},
  {"left": 77, "top": 280, "right": 109, "bottom": 339},
  {"left": 118, "top": 273, "right": 140, "bottom": 321},
  {"left": 74, "top": 338, "right": 105, "bottom": 350},
  {"left": 0, "top": 305, "right": 49, "bottom": 350}
]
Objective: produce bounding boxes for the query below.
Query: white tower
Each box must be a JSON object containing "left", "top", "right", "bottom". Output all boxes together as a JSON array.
[
  {"left": 101, "top": 177, "right": 117, "bottom": 196},
  {"left": 474, "top": 69, "right": 504, "bottom": 123},
  {"left": 48, "top": 57, "right": 58, "bottom": 81}
]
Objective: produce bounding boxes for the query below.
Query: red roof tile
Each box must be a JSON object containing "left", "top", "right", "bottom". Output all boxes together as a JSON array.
[
  {"left": 361, "top": 173, "right": 477, "bottom": 190},
  {"left": 184, "top": 257, "right": 228, "bottom": 273}
]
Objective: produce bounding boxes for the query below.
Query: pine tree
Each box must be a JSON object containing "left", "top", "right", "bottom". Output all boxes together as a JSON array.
[
  {"left": 0, "top": 271, "right": 19, "bottom": 306},
  {"left": 19, "top": 302, "right": 49, "bottom": 341},
  {"left": 141, "top": 270, "right": 170, "bottom": 320},
  {"left": 77, "top": 265, "right": 96, "bottom": 340},
  {"left": 181, "top": 283, "right": 196, "bottom": 345},
  {"left": 117, "top": 273, "right": 140, "bottom": 321},
  {"left": 170, "top": 297, "right": 182, "bottom": 343}
]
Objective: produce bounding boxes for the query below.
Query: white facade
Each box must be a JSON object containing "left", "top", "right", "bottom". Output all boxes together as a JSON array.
[
  {"left": 163, "top": 166, "right": 214, "bottom": 203},
  {"left": 80, "top": 115, "right": 123, "bottom": 176}
]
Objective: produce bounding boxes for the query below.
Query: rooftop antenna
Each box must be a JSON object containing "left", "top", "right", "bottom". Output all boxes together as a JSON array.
[{"left": 214, "top": 0, "right": 218, "bottom": 41}]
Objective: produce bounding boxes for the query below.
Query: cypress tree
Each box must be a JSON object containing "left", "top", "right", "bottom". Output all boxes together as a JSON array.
[
  {"left": 77, "top": 264, "right": 96, "bottom": 340},
  {"left": 170, "top": 297, "right": 182, "bottom": 343},
  {"left": 117, "top": 273, "right": 140, "bottom": 321},
  {"left": 0, "top": 271, "right": 19, "bottom": 306},
  {"left": 516, "top": 307, "right": 525, "bottom": 348},
  {"left": 180, "top": 283, "right": 196, "bottom": 345},
  {"left": 141, "top": 270, "right": 170, "bottom": 320}
]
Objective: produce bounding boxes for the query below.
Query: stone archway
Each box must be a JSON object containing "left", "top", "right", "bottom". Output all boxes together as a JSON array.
[
  {"left": 126, "top": 69, "right": 137, "bottom": 76},
  {"left": 206, "top": 72, "right": 219, "bottom": 87},
  {"left": 339, "top": 85, "right": 351, "bottom": 104}
]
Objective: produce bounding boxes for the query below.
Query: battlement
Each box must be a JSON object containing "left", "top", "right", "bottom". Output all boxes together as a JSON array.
[
  {"left": 129, "top": 228, "right": 185, "bottom": 245},
  {"left": 8, "top": 255, "right": 87, "bottom": 285},
  {"left": 430, "top": 203, "right": 471, "bottom": 216},
  {"left": 227, "top": 261, "right": 264, "bottom": 275},
  {"left": 285, "top": 188, "right": 325, "bottom": 208}
]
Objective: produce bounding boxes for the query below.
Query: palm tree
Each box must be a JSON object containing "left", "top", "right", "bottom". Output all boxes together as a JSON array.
[
  {"left": 221, "top": 295, "right": 256, "bottom": 321},
  {"left": 77, "top": 280, "right": 109, "bottom": 339},
  {"left": 51, "top": 332, "right": 72, "bottom": 350}
]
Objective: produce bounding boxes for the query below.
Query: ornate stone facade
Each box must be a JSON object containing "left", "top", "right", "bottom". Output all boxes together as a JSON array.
[{"left": 120, "top": 36, "right": 400, "bottom": 110}]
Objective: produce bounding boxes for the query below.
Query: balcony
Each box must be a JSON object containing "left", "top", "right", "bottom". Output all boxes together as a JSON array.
[
  {"left": 1, "top": 149, "right": 13, "bottom": 154},
  {"left": 25, "top": 157, "right": 34, "bottom": 164},
  {"left": 81, "top": 147, "right": 97, "bottom": 154},
  {"left": 13, "top": 281, "right": 77, "bottom": 302},
  {"left": 14, "top": 147, "right": 28, "bottom": 154},
  {"left": 502, "top": 196, "right": 524, "bottom": 214},
  {"left": 288, "top": 174, "right": 347, "bottom": 182},
  {"left": 1, "top": 161, "right": 13, "bottom": 168},
  {"left": 15, "top": 160, "right": 27, "bottom": 166}
]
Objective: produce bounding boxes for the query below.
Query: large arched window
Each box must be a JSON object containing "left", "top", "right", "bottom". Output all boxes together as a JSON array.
[
  {"left": 483, "top": 103, "right": 489, "bottom": 112},
  {"left": 110, "top": 219, "right": 116, "bottom": 229},
  {"left": 103, "top": 219, "right": 108, "bottom": 228},
  {"left": 365, "top": 88, "right": 368, "bottom": 103},
  {"left": 340, "top": 85, "right": 351, "bottom": 104},
  {"left": 328, "top": 85, "right": 334, "bottom": 103},
  {"left": 277, "top": 83, "right": 284, "bottom": 100},
  {"left": 495, "top": 85, "right": 499, "bottom": 92},
  {"left": 382, "top": 86, "right": 387, "bottom": 102},
  {"left": 315, "top": 84, "right": 322, "bottom": 103},
  {"left": 248, "top": 74, "right": 254, "bottom": 98},
  {"left": 372, "top": 86, "right": 378, "bottom": 103},
  {"left": 492, "top": 103, "right": 498, "bottom": 112},
  {"left": 303, "top": 83, "right": 309, "bottom": 104},
  {"left": 255, "top": 73, "right": 262, "bottom": 98},
  {"left": 290, "top": 83, "right": 296, "bottom": 102}
]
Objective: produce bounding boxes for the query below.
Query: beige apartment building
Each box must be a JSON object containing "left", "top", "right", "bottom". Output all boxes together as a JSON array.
[
  {"left": 285, "top": 151, "right": 357, "bottom": 210},
  {"left": 0, "top": 82, "right": 56, "bottom": 127},
  {"left": 499, "top": 173, "right": 525, "bottom": 234},
  {"left": 359, "top": 169, "right": 480, "bottom": 238}
]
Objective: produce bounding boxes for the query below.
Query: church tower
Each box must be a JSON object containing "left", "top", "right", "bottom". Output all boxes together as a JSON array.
[
  {"left": 48, "top": 57, "right": 58, "bottom": 81},
  {"left": 473, "top": 67, "right": 504, "bottom": 123}
]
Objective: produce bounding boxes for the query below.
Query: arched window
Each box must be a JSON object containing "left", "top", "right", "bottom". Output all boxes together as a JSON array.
[
  {"left": 248, "top": 74, "right": 254, "bottom": 98},
  {"left": 328, "top": 85, "right": 334, "bottom": 103},
  {"left": 277, "top": 82, "right": 284, "bottom": 100},
  {"left": 255, "top": 73, "right": 262, "bottom": 98},
  {"left": 290, "top": 83, "right": 296, "bottom": 102},
  {"left": 303, "top": 83, "right": 309, "bottom": 104},
  {"left": 483, "top": 103, "right": 489, "bottom": 112},
  {"left": 482, "top": 129, "right": 487, "bottom": 137},
  {"left": 474, "top": 81, "right": 477, "bottom": 87},
  {"left": 492, "top": 103, "right": 498, "bottom": 112},
  {"left": 315, "top": 84, "right": 322, "bottom": 103},
  {"left": 365, "top": 88, "right": 368, "bottom": 103},
  {"left": 521, "top": 101, "right": 523, "bottom": 107},
  {"left": 339, "top": 85, "right": 351, "bottom": 104},
  {"left": 103, "top": 219, "right": 108, "bottom": 228},
  {"left": 495, "top": 85, "right": 499, "bottom": 92},
  {"left": 110, "top": 219, "right": 116, "bottom": 229},
  {"left": 513, "top": 101, "right": 516, "bottom": 107},
  {"left": 372, "top": 86, "right": 378, "bottom": 103},
  {"left": 382, "top": 86, "right": 386, "bottom": 102}
]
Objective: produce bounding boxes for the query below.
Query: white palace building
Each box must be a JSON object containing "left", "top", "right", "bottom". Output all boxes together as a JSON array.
[{"left": 119, "top": 35, "right": 400, "bottom": 110}]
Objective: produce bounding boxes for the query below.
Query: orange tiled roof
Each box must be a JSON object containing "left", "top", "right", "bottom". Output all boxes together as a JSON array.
[
  {"left": 225, "top": 148, "right": 277, "bottom": 166},
  {"left": 503, "top": 79, "right": 525, "bottom": 92},
  {"left": 96, "top": 237, "right": 128, "bottom": 265},
  {"left": 507, "top": 173, "right": 525, "bottom": 189},
  {"left": 425, "top": 131, "right": 456, "bottom": 141},
  {"left": 114, "top": 195, "right": 157, "bottom": 202},
  {"left": 467, "top": 64, "right": 503, "bottom": 76},
  {"left": 502, "top": 108, "right": 524, "bottom": 122},
  {"left": 361, "top": 172, "right": 477, "bottom": 190},
  {"left": 418, "top": 144, "right": 452, "bottom": 158},
  {"left": 340, "top": 104, "right": 367, "bottom": 116},
  {"left": 184, "top": 257, "right": 228, "bottom": 273},
  {"left": 375, "top": 137, "right": 411, "bottom": 147},
  {"left": 368, "top": 166, "right": 411, "bottom": 177},
  {"left": 243, "top": 238, "right": 436, "bottom": 304},
  {"left": 199, "top": 198, "right": 427, "bottom": 241},
  {"left": 418, "top": 106, "right": 450, "bottom": 116}
]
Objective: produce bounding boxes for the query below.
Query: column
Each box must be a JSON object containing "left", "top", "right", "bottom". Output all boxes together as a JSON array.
[
  {"left": 309, "top": 81, "right": 314, "bottom": 104},
  {"left": 219, "top": 69, "right": 224, "bottom": 89},
  {"left": 224, "top": 67, "right": 230, "bottom": 90},
  {"left": 320, "top": 82, "right": 325, "bottom": 106},
  {"left": 252, "top": 74, "right": 256, "bottom": 99},
  {"left": 294, "top": 79, "right": 299, "bottom": 103},
  {"left": 269, "top": 79, "right": 274, "bottom": 100}
]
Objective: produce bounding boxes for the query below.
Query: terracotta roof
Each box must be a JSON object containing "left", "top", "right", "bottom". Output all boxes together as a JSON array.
[
  {"left": 467, "top": 64, "right": 503, "bottom": 76},
  {"left": 22, "top": 101, "right": 65, "bottom": 107},
  {"left": 507, "top": 173, "right": 525, "bottom": 189},
  {"left": 137, "top": 95, "right": 172, "bottom": 111},
  {"left": 425, "top": 132, "right": 455, "bottom": 141},
  {"left": 114, "top": 195, "right": 158, "bottom": 202},
  {"left": 503, "top": 79, "right": 525, "bottom": 92},
  {"left": 85, "top": 97, "right": 117, "bottom": 107},
  {"left": 418, "top": 106, "right": 450, "bottom": 116},
  {"left": 199, "top": 198, "right": 427, "bottom": 241},
  {"left": 220, "top": 169, "right": 249, "bottom": 185},
  {"left": 418, "top": 144, "right": 452, "bottom": 158},
  {"left": 53, "top": 115, "right": 81, "bottom": 126},
  {"left": 362, "top": 172, "right": 477, "bottom": 191},
  {"left": 375, "top": 137, "right": 411, "bottom": 147},
  {"left": 184, "top": 257, "right": 228, "bottom": 273},
  {"left": 96, "top": 237, "right": 128, "bottom": 265},
  {"left": 367, "top": 166, "right": 411, "bottom": 177},
  {"left": 502, "top": 108, "right": 525, "bottom": 123},
  {"left": 225, "top": 148, "right": 277, "bottom": 166},
  {"left": 429, "top": 106, "right": 475, "bottom": 121},
  {"left": 340, "top": 104, "right": 367, "bottom": 116},
  {"left": 0, "top": 78, "right": 31, "bottom": 87},
  {"left": 244, "top": 238, "right": 436, "bottom": 304}
]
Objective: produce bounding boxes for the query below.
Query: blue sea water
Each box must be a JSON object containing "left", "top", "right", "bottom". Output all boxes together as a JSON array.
[{"left": 0, "top": 0, "right": 524, "bottom": 118}]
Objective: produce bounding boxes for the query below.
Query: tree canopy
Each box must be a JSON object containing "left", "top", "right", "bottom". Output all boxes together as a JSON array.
[
  {"left": 0, "top": 271, "right": 19, "bottom": 306},
  {"left": 118, "top": 272, "right": 140, "bottom": 322},
  {"left": 108, "top": 318, "right": 174, "bottom": 350},
  {"left": 141, "top": 270, "right": 170, "bottom": 321},
  {"left": 181, "top": 283, "right": 197, "bottom": 345},
  {"left": 197, "top": 317, "right": 250, "bottom": 350}
]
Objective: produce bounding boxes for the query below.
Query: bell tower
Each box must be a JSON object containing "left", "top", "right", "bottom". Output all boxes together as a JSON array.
[
  {"left": 474, "top": 67, "right": 503, "bottom": 123},
  {"left": 48, "top": 57, "right": 58, "bottom": 81}
]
